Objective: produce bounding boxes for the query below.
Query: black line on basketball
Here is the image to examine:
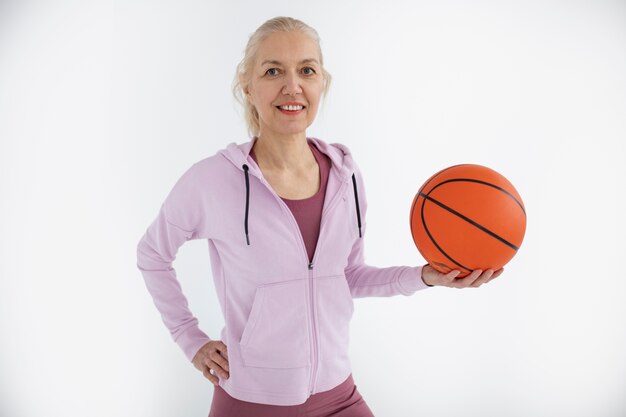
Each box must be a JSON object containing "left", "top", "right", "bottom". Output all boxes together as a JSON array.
[
  {"left": 416, "top": 164, "right": 471, "bottom": 195},
  {"left": 410, "top": 193, "right": 431, "bottom": 258},
  {"left": 410, "top": 196, "right": 420, "bottom": 248},
  {"left": 432, "top": 178, "right": 526, "bottom": 215},
  {"left": 409, "top": 190, "right": 464, "bottom": 271},
  {"left": 419, "top": 194, "right": 472, "bottom": 274},
  {"left": 419, "top": 192, "right": 519, "bottom": 252}
]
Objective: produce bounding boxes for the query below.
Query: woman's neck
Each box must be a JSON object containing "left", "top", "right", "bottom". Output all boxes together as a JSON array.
[{"left": 252, "top": 134, "right": 315, "bottom": 172}]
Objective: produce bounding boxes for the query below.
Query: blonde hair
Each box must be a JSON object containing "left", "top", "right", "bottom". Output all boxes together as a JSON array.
[{"left": 232, "top": 16, "right": 332, "bottom": 138}]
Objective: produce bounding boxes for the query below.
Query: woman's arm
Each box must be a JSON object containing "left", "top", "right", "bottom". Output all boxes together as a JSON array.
[
  {"left": 343, "top": 164, "right": 430, "bottom": 298},
  {"left": 136, "top": 163, "right": 211, "bottom": 362}
]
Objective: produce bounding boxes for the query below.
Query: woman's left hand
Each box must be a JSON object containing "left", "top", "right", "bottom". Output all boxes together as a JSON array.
[{"left": 421, "top": 264, "right": 504, "bottom": 288}]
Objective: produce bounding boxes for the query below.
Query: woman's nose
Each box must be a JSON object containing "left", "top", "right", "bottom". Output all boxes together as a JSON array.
[{"left": 282, "top": 72, "right": 303, "bottom": 95}]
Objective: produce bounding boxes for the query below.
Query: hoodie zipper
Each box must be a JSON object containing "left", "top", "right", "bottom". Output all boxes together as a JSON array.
[
  {"left": 306, "top": 176, "right": 350, "bottom": 395},
  {"left": 252, "top": 168, "right": 350, "bottom": 396}
]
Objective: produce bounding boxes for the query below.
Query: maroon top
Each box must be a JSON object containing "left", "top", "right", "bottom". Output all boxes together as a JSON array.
[{"left": 250, "top": 141, "right": 331, "bottom": 263}]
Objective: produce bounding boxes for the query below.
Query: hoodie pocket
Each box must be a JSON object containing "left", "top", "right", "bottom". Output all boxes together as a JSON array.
[{"left": 239, "top": 279, "right": 310, "bottom": 369}]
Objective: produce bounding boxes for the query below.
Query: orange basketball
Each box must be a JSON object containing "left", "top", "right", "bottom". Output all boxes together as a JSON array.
[{"left": 410, "top": 164, "right": 526, "bottom": 278}]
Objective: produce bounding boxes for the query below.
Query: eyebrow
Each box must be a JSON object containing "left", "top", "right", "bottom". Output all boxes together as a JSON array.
[{"left": 260, "top": 58, "right": 320, "bottom": 66}]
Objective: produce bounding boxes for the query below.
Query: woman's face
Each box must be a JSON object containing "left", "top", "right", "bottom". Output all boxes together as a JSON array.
[{"left": 246, "top": 31, "right": 324, "bottom": 139}]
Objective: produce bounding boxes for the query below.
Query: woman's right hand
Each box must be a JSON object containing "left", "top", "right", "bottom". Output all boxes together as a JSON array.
[
  {"left": 421, "top": 263, "right": 503, "bottom": 288},
  {"left": 192, "top": 340, "right": 230, "bottom": 386}
]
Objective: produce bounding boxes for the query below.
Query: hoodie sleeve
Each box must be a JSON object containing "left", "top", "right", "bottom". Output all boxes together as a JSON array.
[
  {"left": 344, "top": 164, "right": 431, "bottom": 297},
  {"left": 136, "top": 163, "right": 211, "bottom": 362}
]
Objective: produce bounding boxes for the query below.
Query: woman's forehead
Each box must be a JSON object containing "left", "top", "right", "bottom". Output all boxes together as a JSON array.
[
  {"left": 256, "top": 32, "right": 320, "bottom": 65},
  {"left": 258, "top": 58, "right": 320, "bottom": 67}
]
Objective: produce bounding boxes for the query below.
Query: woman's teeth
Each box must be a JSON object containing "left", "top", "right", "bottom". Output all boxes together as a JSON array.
[{"left": 278, "top": 105, "right": 304, "bottom": 111}]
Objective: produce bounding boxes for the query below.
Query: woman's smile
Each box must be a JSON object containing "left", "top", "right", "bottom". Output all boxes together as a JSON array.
[{"left": 275, "top": 100, "right": 307, "bottom": 116}]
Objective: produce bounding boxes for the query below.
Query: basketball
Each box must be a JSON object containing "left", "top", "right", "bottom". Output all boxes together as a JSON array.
[{"left": 410, "top": 164, "right": 526, "bottom": 278}]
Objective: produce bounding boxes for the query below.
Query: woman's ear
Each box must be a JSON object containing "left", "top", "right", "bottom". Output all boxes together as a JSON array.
[
  {"left": 240, "top": 75, "right": 250, "bottom": 96},
  {"left": 244, "top": 87, "right": 253, "bottom": 103}
]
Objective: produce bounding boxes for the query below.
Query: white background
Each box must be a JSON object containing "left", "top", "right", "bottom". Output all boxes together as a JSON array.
[{"left": 1, "top": 1, "right": 625, "bottom": 416}]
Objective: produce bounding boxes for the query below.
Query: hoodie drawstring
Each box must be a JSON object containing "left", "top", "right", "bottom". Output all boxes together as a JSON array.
[
  {"left": 243, "top": 164, "right": 251, "bottom": 245},
  {"left": 351, "top": 173, "right": 362, "bottom": 238},
  {"left": 241, "top": 165, "right": 363, "bottom": 245}
]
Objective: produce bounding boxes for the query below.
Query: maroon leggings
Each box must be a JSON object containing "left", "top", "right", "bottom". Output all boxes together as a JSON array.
[{"left": 208, "top": 374, "right": 375, "bottom": 417}]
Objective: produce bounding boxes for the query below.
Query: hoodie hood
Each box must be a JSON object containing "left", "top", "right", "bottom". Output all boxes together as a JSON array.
[{"left": 219, "top": 136, "right": 356, "bottom": 181}]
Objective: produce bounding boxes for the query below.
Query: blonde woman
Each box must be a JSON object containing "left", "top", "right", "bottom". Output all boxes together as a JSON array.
[{"left": 136, "top": 16, "right": 502, "bottom": 417}]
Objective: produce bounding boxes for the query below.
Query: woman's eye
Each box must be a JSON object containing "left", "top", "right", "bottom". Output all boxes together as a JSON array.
[{"left": 265, "top": 67, "right": 316, "bottom": 76}]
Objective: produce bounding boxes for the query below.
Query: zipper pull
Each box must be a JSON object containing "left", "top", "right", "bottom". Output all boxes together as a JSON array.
[{"left": 308, "top": 262, "right": 314, "bottom": 270}]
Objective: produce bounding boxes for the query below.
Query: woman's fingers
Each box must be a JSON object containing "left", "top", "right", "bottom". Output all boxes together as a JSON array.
[
  {"left": 466, "top": 268, "right": 504, "bottom": 287},
  {"left": 216, "top": 341, "right": 229, "bottom": 361},
  {"left": 490, "top": 268, "right": 504, "bottom": 280},
  {"left": 470, "top": 269, "right": 494, "bottom": 287},
  {"left": 452, "top": 269, "right": 482, "bottom": 288},
  {"left": 442, "top": 270, "right": 461, "bottom": 285},
  {"left": 424, "top": 265, "right": 504, "bottom": 289},
  {"left": 209, "top": 349, "right": 230, "bottom": 376},
  {"left": 201, "top": 357, "right": 229, "bottom": 385},
  {"left": 193, "top": 340, "right": 230, "bottom": 385},
  {"left": 202, "top": 364, "right": 219, "bottom": 386}
]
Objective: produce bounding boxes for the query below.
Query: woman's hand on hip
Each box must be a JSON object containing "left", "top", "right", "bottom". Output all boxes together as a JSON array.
[{"left": 192, "top": 340, "right": 230, "bottom": 386}]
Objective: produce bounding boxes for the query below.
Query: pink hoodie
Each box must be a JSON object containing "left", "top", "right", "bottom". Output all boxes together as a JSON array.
[{"left": 136, "top": 136, "right": 429, "bottom": 406}]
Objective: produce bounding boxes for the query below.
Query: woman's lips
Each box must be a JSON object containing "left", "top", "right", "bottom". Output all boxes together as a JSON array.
[{"left": 276, "top": 106, "right": 305, "bottom": 115}]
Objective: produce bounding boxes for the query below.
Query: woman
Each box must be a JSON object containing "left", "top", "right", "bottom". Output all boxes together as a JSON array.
[{"left": 136, "top": 16, "right": 502, "bottom": 417}]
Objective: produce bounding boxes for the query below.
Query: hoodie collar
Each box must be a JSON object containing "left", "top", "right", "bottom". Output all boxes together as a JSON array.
[
  {"left": 220, "top": 136, "right": 355, "bottom": 182},
  {"left": 218, "top": 136, "right": 363, "bottom": 246}
]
